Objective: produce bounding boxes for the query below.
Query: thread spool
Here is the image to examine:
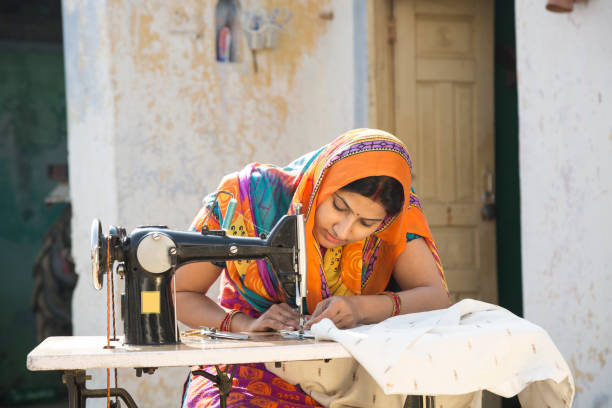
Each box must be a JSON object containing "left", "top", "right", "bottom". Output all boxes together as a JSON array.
[{"left": 222, "top": 198, "right": 238, "bottom": 230}]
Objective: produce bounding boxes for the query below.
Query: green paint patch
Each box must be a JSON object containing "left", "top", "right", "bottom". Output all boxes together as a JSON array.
[
  {"left": 1, "top": 383, "right": 66, "bottom": 405},
  {"left": 0, "top": 42, "right": 68, "bottom": 395}
]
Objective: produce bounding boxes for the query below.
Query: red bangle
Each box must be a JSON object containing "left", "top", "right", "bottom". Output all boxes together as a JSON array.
[
  {"left": 219, "top": 309, "right": 242, "bottom": 332},
  {"left": 379, "top": 291, "right": 401, "bottom": 317}
]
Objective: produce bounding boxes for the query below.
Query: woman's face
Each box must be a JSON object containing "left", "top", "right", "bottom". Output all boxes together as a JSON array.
[{"left": 314, "top": 190, "right": 387, "bottom": 249}]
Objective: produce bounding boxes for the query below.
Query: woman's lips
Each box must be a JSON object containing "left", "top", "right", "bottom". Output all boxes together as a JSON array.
[{"left": 324, "top": 230, "right": 342, "bottom": 245}]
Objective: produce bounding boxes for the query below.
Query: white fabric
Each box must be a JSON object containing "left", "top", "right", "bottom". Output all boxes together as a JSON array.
[{"left": 268, "top": 299, "right": 574, "bottom": 408}]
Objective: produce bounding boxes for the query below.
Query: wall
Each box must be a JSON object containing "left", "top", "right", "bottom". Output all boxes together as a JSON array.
[
  {"left": 63, "top": 0, "right": 367, "bottom": 406},
  {"left": 515, "top": 1, "right": 612, "bottom": 406}
]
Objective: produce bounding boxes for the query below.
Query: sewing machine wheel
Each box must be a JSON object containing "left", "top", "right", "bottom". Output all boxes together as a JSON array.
[{"left": 91, "top": 219, "right": 107, "bottom": 290}]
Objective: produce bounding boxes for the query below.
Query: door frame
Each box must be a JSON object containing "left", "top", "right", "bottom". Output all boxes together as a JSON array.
[{"left": 367, "top": 0, "right": 396, "bottom": 133}]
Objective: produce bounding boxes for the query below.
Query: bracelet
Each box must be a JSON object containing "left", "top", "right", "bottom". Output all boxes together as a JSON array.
[
  {"left": 379, "top": 291, "right": 402, "bottom": 317},
  {"left": 219, "top": 309, "right": 242, "bottom": 332}
]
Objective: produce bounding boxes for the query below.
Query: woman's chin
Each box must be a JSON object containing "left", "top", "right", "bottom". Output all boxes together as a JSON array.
[{"left": 320, "top": 241, "right": 337, "bottom": 249}]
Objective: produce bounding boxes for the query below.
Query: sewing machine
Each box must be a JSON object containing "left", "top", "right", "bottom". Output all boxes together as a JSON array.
[{"left": 90, "top": 202, "right": 308, "bottom": 346}]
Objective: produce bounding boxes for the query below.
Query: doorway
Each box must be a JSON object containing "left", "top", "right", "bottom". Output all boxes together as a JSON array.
[{"left": 368, "top": 1, "right": 522, "bottom": 406}]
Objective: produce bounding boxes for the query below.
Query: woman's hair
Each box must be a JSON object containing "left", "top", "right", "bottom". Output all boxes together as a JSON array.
[{"left": 341, "top": 176, "right": 404, "bottom": 216}]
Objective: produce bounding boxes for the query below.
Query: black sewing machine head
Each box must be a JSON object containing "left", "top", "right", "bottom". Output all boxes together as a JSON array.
[{"left": 91, "top": 213, "right": 304, "bottom": 346}]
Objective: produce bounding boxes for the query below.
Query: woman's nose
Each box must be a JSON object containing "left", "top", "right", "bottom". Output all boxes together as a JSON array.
[{"left": 332, "top": 217, "right": 351, "bottom": 240}]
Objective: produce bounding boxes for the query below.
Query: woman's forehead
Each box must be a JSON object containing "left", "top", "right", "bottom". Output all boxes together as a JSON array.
[{"left": 333, "top": 190, "right": 386, "bottom": 219}]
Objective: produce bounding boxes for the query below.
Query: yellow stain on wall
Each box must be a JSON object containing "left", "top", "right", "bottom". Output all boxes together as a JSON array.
[
  {"left": 132, "top": 13, "right": 169, "bottom": 75},
  {"left": 107, "top": 0, "right": 331, "bottom": 157},
  {"left": 569, "top": 355, "right": 594, "bottom": 394}
]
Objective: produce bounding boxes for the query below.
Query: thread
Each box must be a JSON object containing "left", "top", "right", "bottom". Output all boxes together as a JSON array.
[{"left": 106, "top": 236, "right": 111, "bottom": 407}]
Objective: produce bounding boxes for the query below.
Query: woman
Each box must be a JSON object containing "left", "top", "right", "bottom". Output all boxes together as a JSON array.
[{"left": 177, "top": 128, "right": 450, "bottom": 407}]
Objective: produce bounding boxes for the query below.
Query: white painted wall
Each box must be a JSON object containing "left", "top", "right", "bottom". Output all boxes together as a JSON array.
[
  {"left": 516, "top": 1, "right": 612, "bottom": 406},
  {"left": 64, "top": 0, "right": 367, "bottom": 406}
]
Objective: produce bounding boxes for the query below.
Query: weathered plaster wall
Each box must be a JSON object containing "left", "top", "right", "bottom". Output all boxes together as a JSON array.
[
  {"left": 516, "top": 1, "right": 612, "bottom": 406},
  {"left": 64, "top": 0, "right": 366, "bottom": 406}
]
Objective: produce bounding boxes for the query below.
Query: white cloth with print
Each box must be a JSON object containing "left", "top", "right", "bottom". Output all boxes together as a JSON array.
[{"left": 266, "top": 299, "right": 574, "bottom": 408}]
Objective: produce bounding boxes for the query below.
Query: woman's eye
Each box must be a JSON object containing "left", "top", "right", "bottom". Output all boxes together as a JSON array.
[
  {"left": 360, "top": 220, "right": 376, "bottom": 228},
  {"left": 332, "top": 199, "right": 345, "bottom": 211}
]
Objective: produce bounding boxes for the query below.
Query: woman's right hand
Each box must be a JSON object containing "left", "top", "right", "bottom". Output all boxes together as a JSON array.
[{"left": 245, "top": 303, "right": 299, "bottom": 332}]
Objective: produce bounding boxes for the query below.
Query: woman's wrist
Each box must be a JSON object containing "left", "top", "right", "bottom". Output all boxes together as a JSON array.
[
  {"left": 378, "top": 291, "right": 402, "bottom": 317},
  {"left": 228, "top": 311, "right": 254, "bottom": 332},
  {"left": 219, "top": 309, "right": 242, "bottom": 331}
]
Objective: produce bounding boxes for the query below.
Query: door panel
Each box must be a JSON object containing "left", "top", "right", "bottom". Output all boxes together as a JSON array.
[{"left": 394, "top": 0, "right": 496, "bottom": 304}]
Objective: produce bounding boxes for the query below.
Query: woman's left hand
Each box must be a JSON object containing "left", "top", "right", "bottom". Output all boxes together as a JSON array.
[{"left": 304, "top": 296, "right": 362, "bottom": 329}]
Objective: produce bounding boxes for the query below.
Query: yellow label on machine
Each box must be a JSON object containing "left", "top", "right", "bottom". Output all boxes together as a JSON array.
[{"left": 141, "top": 291, "right": 160, "bottom": 314}]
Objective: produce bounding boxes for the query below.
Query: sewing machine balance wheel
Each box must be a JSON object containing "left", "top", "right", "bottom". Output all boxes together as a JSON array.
[{"left": 90, "top": 218, "right": 107, "bottom": 290}]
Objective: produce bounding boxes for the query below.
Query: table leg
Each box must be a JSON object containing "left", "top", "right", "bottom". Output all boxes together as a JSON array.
[
  {"left": 404, "top": 395, "right": 435, "bottom": 408},
  {"left": 192, "top": 365, "right": 237, "bottom": 408},
  {"left": 62, "top": 370, "right": 139, "bottom": 408}
]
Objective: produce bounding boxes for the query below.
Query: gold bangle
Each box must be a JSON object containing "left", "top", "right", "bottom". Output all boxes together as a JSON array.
[
  {"left": 378, "top": 291, "right": 401, "bottom": 317},
  {"left": 227, "top": 309, "right": 241, "bottom": 331},
  {"left": 222, "top": 309, "right": 242, "bottom": 332}
]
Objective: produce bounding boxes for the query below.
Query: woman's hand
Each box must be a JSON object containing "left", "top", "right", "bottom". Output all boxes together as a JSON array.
[
  {"left": 245, "top": 303, "right": 299, "bottom": 332},
  {"left": 305, "top": 296, "right": 362, "bottom": 330}
]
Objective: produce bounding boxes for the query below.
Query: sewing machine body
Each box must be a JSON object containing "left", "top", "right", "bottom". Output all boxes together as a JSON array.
[{"left": 91, "top": 213, "right": 305, "bottom": 346}]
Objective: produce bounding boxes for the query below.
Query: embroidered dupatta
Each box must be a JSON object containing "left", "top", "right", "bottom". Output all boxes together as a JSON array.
[{"left": 190, "top": 129, "right": 446, "bottom": 316}]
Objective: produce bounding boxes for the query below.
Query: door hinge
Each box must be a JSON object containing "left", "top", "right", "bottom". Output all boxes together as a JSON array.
[{"left": 388, "top": 18, "right": 396, "bottom": 45}]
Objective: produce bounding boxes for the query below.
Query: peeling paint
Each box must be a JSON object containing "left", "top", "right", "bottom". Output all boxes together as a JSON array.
[
  {"left": 570, "top": 356, "right": 594, "bottom": 385},
  {"left": 110, "top": 0, "right": 332, "bottom": 159}
]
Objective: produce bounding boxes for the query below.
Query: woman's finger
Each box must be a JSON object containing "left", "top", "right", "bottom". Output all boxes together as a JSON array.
[
  {"left": 305, "top": 300, "right": 339, "bottom": 328},
  {"left": 309, "top": 298, "right": 332, "bottom": 320},
  {"left": 270, "top": 303, "right": 298, "bottom": 321},
  {"left": 334, "top": 315, "right": 354, "bottom": 329},
  {"left": 264, "top": 316, "right": 292, "bottom": 331},
  {"left": 268, "top": 306, "right": 299, "bottom": 327},
  {"left": 278, "top": 302, "right": 299, "bottom": 315},
  {"left": 278, "top": 314, "right": 298, "bottom": 328}
]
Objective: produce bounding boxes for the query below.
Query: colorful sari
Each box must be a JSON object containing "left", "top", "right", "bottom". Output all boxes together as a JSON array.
[{"left": 182, "top": 129, "right": 446, "bottom": 408}]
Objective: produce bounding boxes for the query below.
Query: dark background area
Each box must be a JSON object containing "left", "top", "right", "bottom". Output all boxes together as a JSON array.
[
  {"left": 494, "top": 0, "right": 522, "bottom": 319},
  {"left": 494, "top": 0, "right": 522, "bottom": 407},
  {"left": 0, "top": 0, "right": 69, "bottom": 405}
]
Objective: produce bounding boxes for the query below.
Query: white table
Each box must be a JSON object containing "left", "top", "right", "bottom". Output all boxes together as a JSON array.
[
  {"left": 27, "top": 334, "right": 350, "bottom": 371},
  {"left": 27, "top": 334, "right": 439, "bottom": 408},
  {"left": 27, "top": 335, "right": 384, "bottom": 408}
]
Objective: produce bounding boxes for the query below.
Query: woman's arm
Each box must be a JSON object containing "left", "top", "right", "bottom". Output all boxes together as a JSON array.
[
  {"left": 175, "top": 261, "right": 226, "bottom": 329},
  {"left": 175, "top": 261, "right": 299, "bottom": 332},
  {"left": 392, "top": 237, "right": 450, "bottom": 313},
  {"left": 306, "top": 238, "right": 450, "bottom": 329}
]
